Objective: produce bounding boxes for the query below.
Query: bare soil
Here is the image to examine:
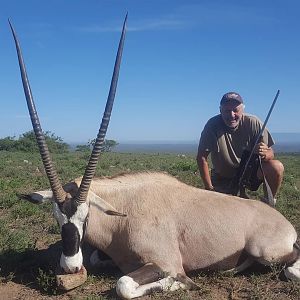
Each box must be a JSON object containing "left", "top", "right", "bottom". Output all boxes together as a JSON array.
[{"left": 0, "top": 240, "right": 299, "bottom": 300}]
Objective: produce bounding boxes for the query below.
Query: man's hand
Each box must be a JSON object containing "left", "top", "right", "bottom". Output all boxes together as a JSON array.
[
  {"left": 205, "top": 186, "right": 215, "bottom": 191},
  {"left": 254, "top": 142, "right": 270, "bottom": 160}
]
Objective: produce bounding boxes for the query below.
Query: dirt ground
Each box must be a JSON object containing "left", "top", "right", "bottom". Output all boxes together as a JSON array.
[
  {"left": 0, "top": 241, "right": 299, "bottom": 300},
  {"left": 0, "top": 215, "right": 299, "bottom": 300},
  {"left": 0, "top": 273, "right": 299, "bottom": 300},
  {"left": 0, "top": 213, "right": 299, "bottom": 300}
]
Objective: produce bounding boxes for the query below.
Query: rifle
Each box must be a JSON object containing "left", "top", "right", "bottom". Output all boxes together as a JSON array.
[{"left": 229, "top": 90, "right": 280, "bottom": 205}]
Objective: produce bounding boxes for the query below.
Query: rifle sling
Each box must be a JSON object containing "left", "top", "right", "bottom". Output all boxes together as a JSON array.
[{"left": 257, "top": 157, "right": 275, "bottom": 207}]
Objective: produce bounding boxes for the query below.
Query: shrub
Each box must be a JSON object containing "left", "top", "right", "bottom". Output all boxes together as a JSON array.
[{"left": 0, "top": 131, "right": 69, "bottom": 153}]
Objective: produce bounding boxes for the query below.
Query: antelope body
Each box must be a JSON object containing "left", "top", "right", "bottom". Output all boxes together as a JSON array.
[
  {"left": 81, "top": 172, "right": 296, "bottom": 274},
  {"left": 9, "top": 16, "right": 300, "bottom": 299},
  {"left": 61, "top": 173, "right": 297, "bottom": 275},
  {"left": 31, "top": 172, "right": 300, "bottom": 299}
]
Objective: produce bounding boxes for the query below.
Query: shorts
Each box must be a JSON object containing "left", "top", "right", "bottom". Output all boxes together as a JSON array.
[
  {"left": 211, "top": 153, "right": 263, "bottom": 194},
  {"left": 211, "top": 172, "right": 234, "bottom": 194}
]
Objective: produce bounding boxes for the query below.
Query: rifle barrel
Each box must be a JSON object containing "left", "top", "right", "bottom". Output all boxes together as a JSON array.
[{"left": 238, "top": 89, "right": 280, "bottom": 187}]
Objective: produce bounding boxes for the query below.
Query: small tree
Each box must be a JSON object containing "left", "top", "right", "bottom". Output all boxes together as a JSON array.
[
  {"left": 43, "top": 131, "right": 69, "bottom": 153},
  {"left": 75, "top": 144, "right": 90, "bottom": 152},
  {"left": 0, "top": 131, "right": 69, "bottom": 153},
  {"left": 0, "top": 136, "right": 15, "bottom": 151},
  {"left": 88, "top": 139, "right": 119, "bottom": 152}
]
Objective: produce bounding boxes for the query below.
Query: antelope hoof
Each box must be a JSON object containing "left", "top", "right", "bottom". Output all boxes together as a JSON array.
[{"left": 284, "top": 266, "right": 300, "bottom": 281}]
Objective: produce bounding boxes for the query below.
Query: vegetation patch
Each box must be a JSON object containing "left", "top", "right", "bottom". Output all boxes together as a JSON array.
[{"left": 0, "top": 149, "right": 299, "bottom": 299}]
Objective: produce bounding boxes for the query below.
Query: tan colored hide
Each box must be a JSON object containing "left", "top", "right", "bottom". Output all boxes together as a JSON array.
[{"left": 67, "top": 172, "right": 297, "bottom": 275}]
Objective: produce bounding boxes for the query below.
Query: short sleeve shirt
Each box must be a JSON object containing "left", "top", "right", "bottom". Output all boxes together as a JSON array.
[{"left": 197, "top": 114, "right": 274, "bottom": 178}]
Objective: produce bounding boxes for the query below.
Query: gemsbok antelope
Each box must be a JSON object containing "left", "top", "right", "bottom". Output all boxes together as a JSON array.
[{"left": 10, "top": 16, "right": 300, "bottom": 299}]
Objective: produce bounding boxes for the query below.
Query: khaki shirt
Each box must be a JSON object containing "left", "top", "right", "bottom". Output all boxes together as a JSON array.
[{"left": 198, "top": 114, "right": 274, "bottom": 178}]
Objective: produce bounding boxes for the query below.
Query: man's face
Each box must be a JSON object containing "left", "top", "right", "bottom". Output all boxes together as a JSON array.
[{"left": 220, "top": 101, "right": 244, "bottom": 128}]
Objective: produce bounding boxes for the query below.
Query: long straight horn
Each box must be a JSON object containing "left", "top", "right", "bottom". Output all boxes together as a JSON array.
[
  {"left": 74, "top": 14, "right": 127, "bottom": 206},
  {"left": 9, "top": 20, "right": 66, "bottom": 203}
]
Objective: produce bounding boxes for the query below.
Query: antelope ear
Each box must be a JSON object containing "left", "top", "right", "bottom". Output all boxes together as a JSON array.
[
  {"left": 18, "top": 190, "right": 53, "bottom": 204},
  {"left": 89, "top": 191, "right": 127, "bottom": 217},
  {"left": 63, "top": 182, "right": 79, "bottom": 197}
]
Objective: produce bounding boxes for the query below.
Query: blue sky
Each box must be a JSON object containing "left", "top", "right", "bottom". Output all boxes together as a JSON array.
[{"left": 0, "top": 0, "right": 299, "bottom": 144}]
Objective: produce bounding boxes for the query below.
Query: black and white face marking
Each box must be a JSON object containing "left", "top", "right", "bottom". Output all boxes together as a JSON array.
[
  {"left": 53, "top": 202, "right": 89, "bottom": 273},
  {"left": 62, "top": 222, "right": 80, "bottom": 256}
]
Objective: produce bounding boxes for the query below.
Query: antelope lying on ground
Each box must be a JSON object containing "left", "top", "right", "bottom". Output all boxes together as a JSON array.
[{"left": 10, "top": 17, "right": 300, "bottom": 299}]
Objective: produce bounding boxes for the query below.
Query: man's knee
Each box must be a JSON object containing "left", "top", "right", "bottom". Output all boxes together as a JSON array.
[
  {"left": 257, "top": 159, "right": 284, "bottom": 179},
  {"left": 270, "top": 160, "right": 284, "bottom": 177},
  {"left": 263, "top": 159, "right": 284, "bottom": 178}
]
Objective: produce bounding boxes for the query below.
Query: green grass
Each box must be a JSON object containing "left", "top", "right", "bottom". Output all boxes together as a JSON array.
[{"left": 0, "top": 150, "right": 299, "bottom": 299}]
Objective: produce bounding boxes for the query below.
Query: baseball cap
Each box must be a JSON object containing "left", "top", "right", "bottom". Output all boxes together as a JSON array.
[{"left": 220, "top": 92, "right": 243, "bottom": 105}]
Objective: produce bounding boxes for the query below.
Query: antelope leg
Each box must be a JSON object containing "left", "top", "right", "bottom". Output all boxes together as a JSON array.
[{"left": 116, "top": 263, "right": 198, "bottom": 299}]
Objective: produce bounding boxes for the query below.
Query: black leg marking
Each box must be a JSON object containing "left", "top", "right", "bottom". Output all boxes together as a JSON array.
[
  {"left": 127, "top": 263, "right": 165, "bottom": 286},
  {"left": 176, "top": 273, "right": 200, "bottom": 290}
]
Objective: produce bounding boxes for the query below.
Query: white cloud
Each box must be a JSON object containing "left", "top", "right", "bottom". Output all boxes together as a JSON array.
[
  {"left": 15, "top": 114, "right": 29, "bottom": 119},
  {"left": 128, "top": 19, "right": 185, "bottom": 32},
  {"left": 77, "top": 17, "right": 187, "bottom": 33},
  {"left": 75, "top": 2, "right": 278, "bottom": 35}
]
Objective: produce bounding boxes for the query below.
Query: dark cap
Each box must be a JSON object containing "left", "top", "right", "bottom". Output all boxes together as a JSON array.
[{"left": 220, "top": 92, "right": 243, "bottom": 105}]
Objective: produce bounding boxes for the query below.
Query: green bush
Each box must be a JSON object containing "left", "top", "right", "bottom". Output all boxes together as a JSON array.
[{"left": 0, "top": 131, "right": 69, "bottom": 153}]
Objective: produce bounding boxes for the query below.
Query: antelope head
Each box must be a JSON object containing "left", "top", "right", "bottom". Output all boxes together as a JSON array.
[{"left": 9, "top": 15, "right": 127, "bottom": 273}]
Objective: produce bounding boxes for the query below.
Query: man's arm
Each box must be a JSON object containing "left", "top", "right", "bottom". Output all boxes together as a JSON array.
[{"left": 196, "top": 150, "right": 214, "bottom": 190}]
